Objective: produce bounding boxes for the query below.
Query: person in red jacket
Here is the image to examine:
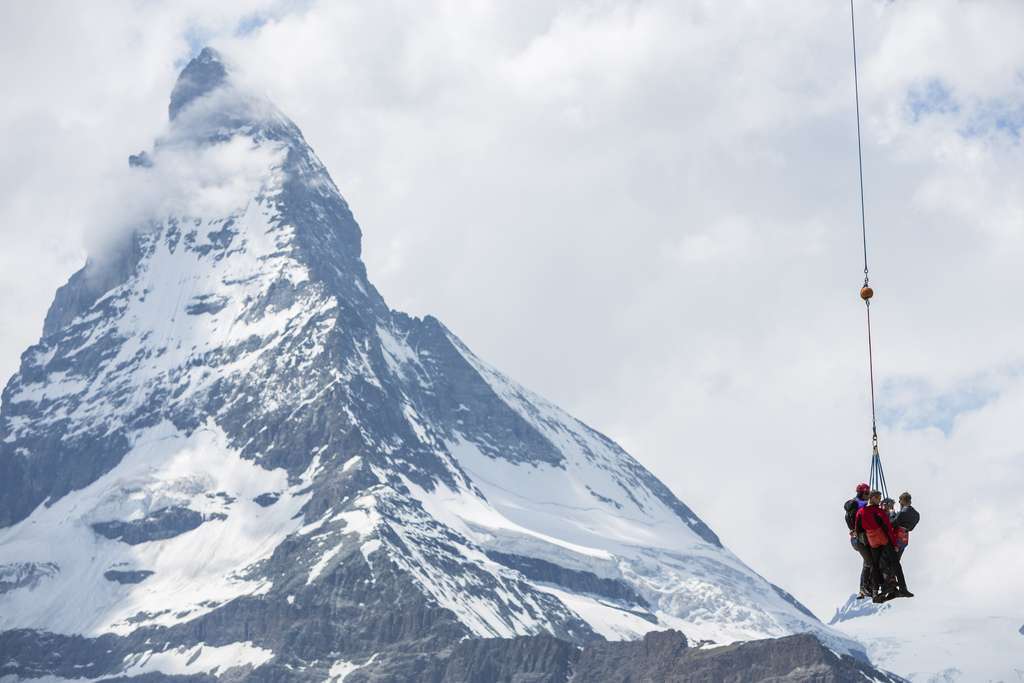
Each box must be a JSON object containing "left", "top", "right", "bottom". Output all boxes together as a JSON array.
[{"left": 855, "top": 490, "right": 911, "bottom": 601}]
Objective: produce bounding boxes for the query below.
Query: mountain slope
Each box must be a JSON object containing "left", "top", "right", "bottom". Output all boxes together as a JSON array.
[
  {"left": 832, "top": 593, "right": 1022, "bottom": 681},
  {"left": 1, "top": 48, "right": 867, "bottom": 680}
]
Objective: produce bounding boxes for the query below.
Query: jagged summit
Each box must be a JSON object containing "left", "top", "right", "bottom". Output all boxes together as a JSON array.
[
  {"left": 0, "top": 49, "right": 870, "bottom": 680},
  {"left": 169, "top": 47, "right": 230, "bottom": 120},
  {"left": 162, "top": 46, "right": 297, "bottom": 156}
]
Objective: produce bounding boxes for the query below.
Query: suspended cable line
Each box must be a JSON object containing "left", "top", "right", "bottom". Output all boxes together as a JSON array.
[{"left": 849, "top": 0, "right": 888, "bottom": 500}]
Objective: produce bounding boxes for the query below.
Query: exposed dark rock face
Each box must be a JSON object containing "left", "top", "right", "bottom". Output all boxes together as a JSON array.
[
  {"left": 169, "top": 47, "right": 229, "bottom": 120},
  {"left": 570, "top": 631, "right": 896, "bottom": 683},
  {"left": 0, "top": 630, "right": 126, "bottom": 681},
  {"left": 0, "top": 628, "right": 901, "bottom": 683},
  {"left": 437, "top": 635, "right": 576, "bottom": 683},
  {"left": 186, "top": 294, "right": 230, "bottom": 315},
  {"left": 91, "top": 507, "right": 210, "bottom": 545},
  {"left": 104, "top": 569, "right": 155, "bottom": 584},
  {"left": 0, "top": 562, "right": 59, "bottom": 594},
  {"left": 485, "top": 550, "right": 650, "bottom": 610},
  {"left": 252, "top": 492, "right": 280, "bottom": 507},
  {"left": 129, "top": 151, "right": 153, "bottom": 168},
  {"left": 342, "top": 630, "right": 902, "bottom": 683}
]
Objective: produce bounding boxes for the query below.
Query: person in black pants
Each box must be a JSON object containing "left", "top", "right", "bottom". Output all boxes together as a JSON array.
[
  {"left": 844, "top": 483, "right": 873, "bottom": 598},
  {"left": 888, "top": 549, "right": 912, "bottom": 597},
  {"left": 890, "top": 491, "right": 920, "bottom": 595},
  {"left": 856, "top": 490, "right": 913, "bottom": 600}
]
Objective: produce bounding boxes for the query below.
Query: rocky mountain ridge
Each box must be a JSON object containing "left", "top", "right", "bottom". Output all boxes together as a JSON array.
[{"left": 0, "top": 48, "right": 892, "bottom": 681}]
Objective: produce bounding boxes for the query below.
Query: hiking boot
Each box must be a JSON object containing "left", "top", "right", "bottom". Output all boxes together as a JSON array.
[{"left": 896, "top": 589, "right": 914, "bottom": 598}]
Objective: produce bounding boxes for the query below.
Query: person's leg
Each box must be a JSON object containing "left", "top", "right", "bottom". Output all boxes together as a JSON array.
[
  {"left": 878, "top": 547, "right": 900, "bottom": 596},
  {"left": 860, "top": 561, "right": 872, "bottom": 596},
  {"left": 890, "top": 550, "right": 912, "bottom": 596},
  {"left": 868, "top": 546, "right": 884, "bottom": 595},
  {"left": 854, "top": 542, "right": 873, "bottom": 596}
]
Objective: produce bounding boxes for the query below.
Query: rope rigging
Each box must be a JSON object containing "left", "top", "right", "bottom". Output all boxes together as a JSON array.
[{"left": 849, "top": 0, "right": 888, "bottom": 499}]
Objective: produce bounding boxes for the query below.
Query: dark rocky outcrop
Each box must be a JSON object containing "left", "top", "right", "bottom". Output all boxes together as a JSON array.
[
  {"left": 0, "top": 562, "right": 59, "bottom": 594},
  {"left": 92, "top": 507, "right": 212, "bottom": 545},
  {"left": 186, "top": 294, "right": 229, "bottom": 315},
  {"left": 343, "top": 630, "right": 902, "bottom": 683},
  {"left": 438, "top": 635, "right": 575, "bottom": 683},
  {"left": 169, "top": 47, "right": 229, "bottom": 120},
  {"left": 0, "top": 627, "right": 901, "bottom": 683},
  {"left": 570, "top": 631, "right": 895, "bottom": 683},
  {"left": 252, "top": 492, "right": 280, "bottom": 507},
  {"left": 485, "top": 550, "right": 650, "bottom": 610},
  {"left": 104, "top": 570, "right": 155, "bottom": 584},
  {"left": 129, "top": 151, "right": 153, "bottom": 168}
]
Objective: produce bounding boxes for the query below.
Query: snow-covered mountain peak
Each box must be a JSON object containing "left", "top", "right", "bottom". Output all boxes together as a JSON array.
[
  {"left": 169, "top": 47, "right": 231, "bottom": 121},
  {"left": 0, "top": 48, "right": 876, "bottom": 680}
]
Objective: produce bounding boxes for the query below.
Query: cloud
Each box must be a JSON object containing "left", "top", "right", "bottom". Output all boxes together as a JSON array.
[
  {"left": 44, "top": 79, "right": 287, "bottom": 268},
  {"left": 93, "top": 134, "right": 284, "bottom": 248},
  {"left": 879, "top": 369, "right": 1020, "bottom": 436},
  {"left": 2, "top": 0, "right": 1023, "bottom": 648},
  {"left": 0, "top": 0, "right": 292, "bottom": 363}
]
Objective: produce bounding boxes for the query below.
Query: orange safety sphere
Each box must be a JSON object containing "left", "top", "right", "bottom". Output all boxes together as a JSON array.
[{"left": 860, "top": 286, "right": 874, "bottom": 300}]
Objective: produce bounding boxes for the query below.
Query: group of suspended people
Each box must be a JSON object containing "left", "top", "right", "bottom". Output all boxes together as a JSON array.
[{"left": 844, "top": 484, "right": 920, "bottom": 603}]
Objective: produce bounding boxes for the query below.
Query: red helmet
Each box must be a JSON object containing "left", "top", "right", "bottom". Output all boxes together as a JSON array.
[{"left": 856, "top": 483, "right": 870, "bottom": 494}]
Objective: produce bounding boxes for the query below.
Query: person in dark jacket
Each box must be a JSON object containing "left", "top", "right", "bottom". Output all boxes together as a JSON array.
[
  {"left": 892, "top": 491, "right": 920, "bottom": 560},
  {"left": 855, "top": 490, "right": 912, "bottom": 600},
  {"left": 887, "top": 491, "right": 920, "bottom": 597},
  {"left": 844, "top": 483, "right": 873, "bottom": 598}
]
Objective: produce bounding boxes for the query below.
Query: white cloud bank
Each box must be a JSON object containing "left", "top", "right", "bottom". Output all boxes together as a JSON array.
[{"left": 1, "top": 0, "right": 1023, "bottom": 673}]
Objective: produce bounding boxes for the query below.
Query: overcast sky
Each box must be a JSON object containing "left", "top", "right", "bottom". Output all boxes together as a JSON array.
[{"left": 2, "top": 0, "right": 1023, "bottom": 626}]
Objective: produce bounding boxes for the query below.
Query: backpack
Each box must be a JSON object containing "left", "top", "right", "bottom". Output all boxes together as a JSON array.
[{"left": 844, "top": 499, "right": 860, "bottom": 530}]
